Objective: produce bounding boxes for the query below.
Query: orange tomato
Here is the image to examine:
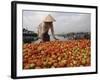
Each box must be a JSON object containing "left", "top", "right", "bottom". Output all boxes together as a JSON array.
[{"left": 23, "top": 39, "right": 91, "bottom": 69}]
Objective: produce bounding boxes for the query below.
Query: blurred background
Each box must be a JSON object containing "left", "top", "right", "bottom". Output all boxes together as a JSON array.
[{"left": 23, "top": 11, "right": 91, "bottom": 43}]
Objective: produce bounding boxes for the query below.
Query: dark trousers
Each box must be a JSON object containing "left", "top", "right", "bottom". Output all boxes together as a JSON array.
[{"left": 41, "top": 32, "right": 50, "bottom": 42}]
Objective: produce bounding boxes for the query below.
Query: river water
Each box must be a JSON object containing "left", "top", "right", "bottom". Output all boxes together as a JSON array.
[
  {"left": 34, "top": 36, "right": 68, "bottom": 43},
  {"left": 50, "top": 36, "right": 68, "bottom": 41}
]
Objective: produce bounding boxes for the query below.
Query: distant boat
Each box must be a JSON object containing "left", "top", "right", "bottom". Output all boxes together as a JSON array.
[{"left": 23, "top": 28, "right": 38, "bottom": 43}]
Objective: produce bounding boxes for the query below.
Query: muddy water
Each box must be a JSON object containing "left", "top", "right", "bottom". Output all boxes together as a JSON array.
[{"left": 50, "top": 36, "right": 68, "bottom": 41}]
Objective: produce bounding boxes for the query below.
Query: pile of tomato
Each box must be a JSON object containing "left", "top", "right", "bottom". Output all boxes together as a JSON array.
[{"left": 23, "top": 39, "right": 91, "bottom": 69}]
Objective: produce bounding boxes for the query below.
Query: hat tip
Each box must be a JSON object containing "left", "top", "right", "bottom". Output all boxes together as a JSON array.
[{"left": 43, "top": 14, "right": 56, "bottom": 22}]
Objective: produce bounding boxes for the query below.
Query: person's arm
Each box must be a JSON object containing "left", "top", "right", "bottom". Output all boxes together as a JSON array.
[
  {"left": 37, "top": 23, "right": 42, "bottom": 38},
  {"left": 51, "top": 24, "right": 58, "bottom": 40},
  {"left": 37, "top": 27, "right": 39, "bottom": 36}
]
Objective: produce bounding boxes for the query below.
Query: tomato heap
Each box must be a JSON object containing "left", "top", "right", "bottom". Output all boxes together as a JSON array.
[{"left": 23, "top": 39, "right": 91, "bottom": 69}]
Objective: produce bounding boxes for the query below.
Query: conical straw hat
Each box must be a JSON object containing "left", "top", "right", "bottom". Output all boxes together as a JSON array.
[{"left": 43, "top": 14, "right": 56, "bottom": 22}]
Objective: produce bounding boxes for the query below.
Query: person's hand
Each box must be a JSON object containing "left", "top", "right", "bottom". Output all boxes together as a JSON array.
[{"left": 54, "top": 37, "right": 59, "bottom": 40}]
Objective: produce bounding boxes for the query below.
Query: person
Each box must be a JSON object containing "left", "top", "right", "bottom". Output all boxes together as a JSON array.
[{"left": 37, "top": 14, "right": 58, "bottom": 42}]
